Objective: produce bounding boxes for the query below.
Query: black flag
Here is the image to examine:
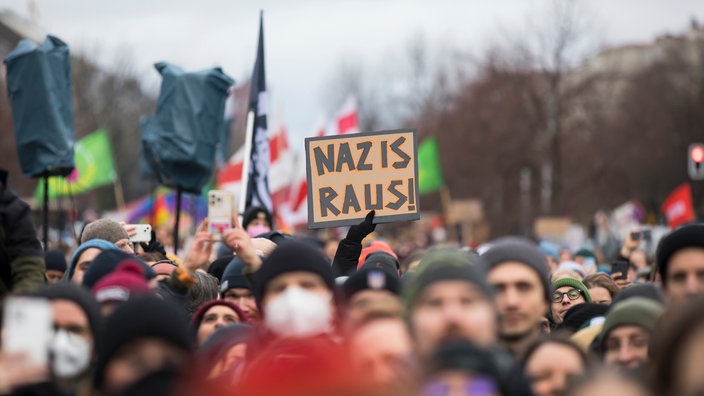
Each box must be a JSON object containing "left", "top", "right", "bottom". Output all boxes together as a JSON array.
[{"left": 243, "top": 11, "right": 272, "bottom": 213}]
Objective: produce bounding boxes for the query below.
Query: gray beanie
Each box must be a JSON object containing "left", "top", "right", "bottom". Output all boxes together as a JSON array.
[
  {"left": 481, "top": 237, "right": 551, "bottom": 303},
  {"left": 81, "top": 218, "right": 129, "bottom": 244}
]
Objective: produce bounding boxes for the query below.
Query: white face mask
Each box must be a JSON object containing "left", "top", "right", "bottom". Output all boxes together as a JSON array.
[
  {"left": 49, "top": 329, "right": 91, "bottom": 379},
  {"left": 264, "top": 286, "right": 333, "bottom": 338}
]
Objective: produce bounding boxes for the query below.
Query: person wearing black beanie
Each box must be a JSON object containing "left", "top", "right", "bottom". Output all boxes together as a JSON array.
[
  {"left": 94, "top": 295, "right": 192, "bottom": 394},
  {"left": 558, "top": 303, "right": 609, "bottom": 333},
  {"left": 241, "top": 206, "right": 273, "bottom": 237},
  {"left": 654, "top": 222, "right": 704, "bottom": 304},
  {"left": 481, "top": 237, "right": 551, "bottom": 360},
  {"left": 82, "top": 250, "right": 157, "bottom": 290},
  {"left": 34, "top": 283, "right": 102, "bottom": 394},
  {"left": 44, "top": 249, "right": 67, "bottom": 284},
  {"left": 220, "top": 257, "right": 259, "bottom": 322},
  {"left": 254, "top": 239, "right": 335, "bottom": 306},
  {"left": 340, "top": 265, "right": 400, "bottom": 327},
  {"left": 207, "top": 255, "right": 234, "bottom": 282},
  {"left": 252, "top": 239, "right": 337, "bottom": 342}
]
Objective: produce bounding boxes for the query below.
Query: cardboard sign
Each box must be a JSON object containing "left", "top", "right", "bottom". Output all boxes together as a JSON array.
[{"left": 305, "top": 129, "right": 420, "bottom": 228}]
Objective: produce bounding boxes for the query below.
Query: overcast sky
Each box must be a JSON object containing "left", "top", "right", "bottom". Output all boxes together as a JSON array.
[{"left": 2, "top": 0, "right": 703, "bottom": 145}]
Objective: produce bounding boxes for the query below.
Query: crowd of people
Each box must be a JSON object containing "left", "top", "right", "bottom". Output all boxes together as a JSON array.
[{"left": 1, "top": 174, "right": 704, "bottom": 396}]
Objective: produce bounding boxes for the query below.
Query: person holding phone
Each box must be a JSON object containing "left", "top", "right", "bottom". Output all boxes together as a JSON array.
[{"left": 33, "top": 283, "right": 102, "bottom": 395}]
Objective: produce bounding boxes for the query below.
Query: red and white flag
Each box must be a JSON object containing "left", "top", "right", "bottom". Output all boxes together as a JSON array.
[
  {"left": 278, "top": 95, "right": 360, "bottom": 228},
  {"left": 661, "top": 182, "right": 695, "bottom": 229},
  {"left": 217, "top": 125, "right": 294, "bottom": 211}
]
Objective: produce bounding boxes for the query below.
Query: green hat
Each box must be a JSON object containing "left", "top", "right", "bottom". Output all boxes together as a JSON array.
[
  {"left": 574, "top": 248, "right": 596, "bottom": 261},
  {"left": 599, "top": 297, "right": 664, "bottom": 349},
  {"left": 402, "top": 248, "right": 490, "bottom": 316},
  {"left": 551, "top": 277, "right": 592, "bottom": 303}
]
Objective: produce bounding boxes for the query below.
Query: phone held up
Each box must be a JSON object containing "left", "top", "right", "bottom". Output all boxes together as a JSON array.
[
  {"left": 208, "top": 190, "right": 234, "bottom": 241},
  {"left": 128, "top": 224, "right": 152, "bottom": 243},
  {"left": 630, "top": 229, "right": 652, "bottom": 241},
  {"left": 3, "top": 297, "right": 53, "bottom": 366},
  {"left": 612, "top": 261, "right": 630, "bottom": 281}
]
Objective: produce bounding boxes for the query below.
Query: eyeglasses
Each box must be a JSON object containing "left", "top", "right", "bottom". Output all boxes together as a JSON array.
[{"left": 552, "top": 288, "right": 583, "bottom": 303}]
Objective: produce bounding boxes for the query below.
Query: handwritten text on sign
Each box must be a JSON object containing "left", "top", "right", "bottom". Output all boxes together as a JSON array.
[{"left": 305, "top": 129, "right": 420, "bottom": 228}]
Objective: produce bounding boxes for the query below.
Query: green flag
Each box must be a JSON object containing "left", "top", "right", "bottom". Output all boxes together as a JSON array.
[
  {"left": 418, "top": 137, "right": 444, "bottom": 194},
  {"left": 35, "top": 129, "right": 117, "bottom": 200}
]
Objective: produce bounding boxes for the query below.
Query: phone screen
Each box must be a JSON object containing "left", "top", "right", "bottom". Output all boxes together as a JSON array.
[
  {"left": 3, "top": 297, "right": 53, "bottom": 366},
  {"left": 612, "top": 261, "right": 629, "bottom": 281},
  {"left": 208, "top": 190, "right": 234, "bottom": 239}
]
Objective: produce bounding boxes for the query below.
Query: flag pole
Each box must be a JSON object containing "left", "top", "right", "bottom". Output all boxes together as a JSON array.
[
  {"left": 238, "top": 110, "right": 255, "bottom": 223},
  {"left": 173, "top": 186, "right": 183, "bottom": 255},
  {"left": 42, "top": 171, "right": 49, "bottom": 251},
  {"left": 113, "top": 178, "right": 126, "bottom": 212}
]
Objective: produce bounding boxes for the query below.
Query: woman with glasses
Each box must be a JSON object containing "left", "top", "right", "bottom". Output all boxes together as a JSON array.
[{"left": 550, "top": 278, "right": 593, "bottom": 325}]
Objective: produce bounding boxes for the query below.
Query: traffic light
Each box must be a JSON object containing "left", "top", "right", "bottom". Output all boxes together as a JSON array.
[{"left": 689, "top": 143, "right": 704, "bottom": 180}]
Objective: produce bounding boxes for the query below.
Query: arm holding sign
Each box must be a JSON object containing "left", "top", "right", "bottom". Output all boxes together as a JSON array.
[{"left": 332, "top": 210, "right": 376, "bottom": 276}]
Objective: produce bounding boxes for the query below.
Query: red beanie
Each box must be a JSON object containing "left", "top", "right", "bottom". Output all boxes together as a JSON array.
[
  {"left": 91, "top": 260, "right": 152, "bottom": 304},
  {"left": 358, "top": 240, "right": 397, "bottom": 269}
]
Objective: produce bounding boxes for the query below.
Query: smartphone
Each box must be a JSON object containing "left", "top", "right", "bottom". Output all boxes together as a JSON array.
[
  {"left": 612, "top": 261, "right": 630, "bottom": 281},
  {"left": 3, "top": 297, "right": 53, "bottom": 366},
  {"left": 208, "top": 190, "right": 234, "bottom": 240},
  {"left": 128, "top": 224, "right": 152, "bottom": 243},
  {"left": 631, "top": 230, "right": 652, "bottom": 242},
  {"left": 641, "top": 229, "right": 652, "bottom": 240}
]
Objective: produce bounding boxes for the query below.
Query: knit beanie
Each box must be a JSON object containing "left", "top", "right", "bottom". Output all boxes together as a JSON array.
[
  {"left": 599, "top": 297, "right": 664, "bottom": 350},
  {"left": 611, "top": 283, "right": 663, "bottom": 305},
  {"left": 341, "top": 266, "right": 400, "bottom": 303},
  {"left": 34, "top": 283, "right": 101, "bottom": 344},
  {"left": 82, "top": 250, "right": 157, "bottom": 289},
  {"left": 360, "top": 251, "right": 400, "bottom": 275},
  {"left": 551, "top": 278, "right": 592, "bottom": 302},
  {"left": 253, "top": 239, "right": 334, "bottom": 305},
  {"left": 81, "top": 218, "right": 129, "bottom": 244},
  {"left": 220, "top": 257, "right": 251, "bottom": 294},
  {"left": 403, "top": 248, "right": 491, "bottom": 315},
  {"left": 655, "top": 223, "right": 704, "bottom": 286},
  {"left": 242, "top": 206, "right": 273, "bottom": 229},
  {"left": 559, "top": 303, "right": 609, "bottom": 332},
  {"left": 91, "top": 261, "right": 152, "bottom": 304},
  {"left": 67, "top": 239, "right": 120, "bottom": 282},
  {"left": 45, "top": 249, "right": 67, "bottom": 272},
  {"left": 190, "top": 299, "right": 248, "bottom": 339},
  {"left": 255, "top": 230, "right": 290, "bottom": 245},
  {"left": 207, "top": 255, "right": 234, "bottom": 282},
  {"left": 481, "top": 237, "right": 551, "bottom": 303},
  {"left": 94, "top": 295, "right": 192, "bottom": 389},
  {"left": 574, "top": 248, "right": 596, "bottom": 261},
  {"left": 358, "top": 241, "right": 398, "bottom": 268}
]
